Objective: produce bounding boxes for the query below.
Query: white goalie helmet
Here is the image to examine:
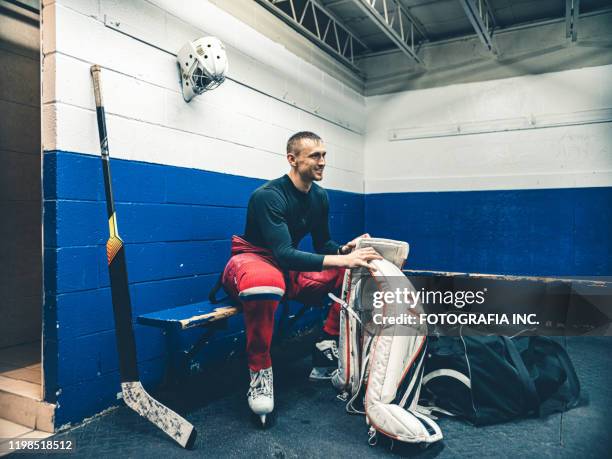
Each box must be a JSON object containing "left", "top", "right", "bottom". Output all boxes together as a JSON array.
[{"left": 177, "top": 36, "right": 228, "bottom": 102}]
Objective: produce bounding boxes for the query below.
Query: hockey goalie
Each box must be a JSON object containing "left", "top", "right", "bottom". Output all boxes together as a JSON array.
[{"left": 331, "top": 238, "right": 443, "bottom": 446}]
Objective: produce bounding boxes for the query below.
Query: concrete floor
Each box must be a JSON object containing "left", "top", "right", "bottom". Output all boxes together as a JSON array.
[{"left": 15, "top": 336, "right": 612, "bottom": 458}]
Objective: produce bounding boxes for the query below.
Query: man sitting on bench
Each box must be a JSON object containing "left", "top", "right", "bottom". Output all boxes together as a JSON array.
[{"left": 221, "top": 131, "right": 381, "bottom": 426}]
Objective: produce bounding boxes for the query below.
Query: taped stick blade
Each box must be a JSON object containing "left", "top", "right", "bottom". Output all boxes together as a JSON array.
[{"left": 122, "top": 381, "right": 197, "bottom": 449}]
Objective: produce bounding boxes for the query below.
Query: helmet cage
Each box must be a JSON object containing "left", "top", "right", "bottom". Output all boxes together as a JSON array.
[
  {"left": 178, "top": 37, "right": 228, "bottom": 102},
  {"left": 190, "top": 64, "right": 225, "bottom": 95}
]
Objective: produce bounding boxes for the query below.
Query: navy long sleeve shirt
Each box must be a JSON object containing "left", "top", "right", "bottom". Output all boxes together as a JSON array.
[{"left": 243, "top": 175, "right": 341, "bottom": 271}]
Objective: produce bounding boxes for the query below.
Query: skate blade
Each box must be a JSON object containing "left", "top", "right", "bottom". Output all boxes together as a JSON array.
[
  {"left": 250, "top": 411, "right": 275, "bottom": 429},
  {"left": 309, "top": 367, "right": 335, "bottom": 381}
]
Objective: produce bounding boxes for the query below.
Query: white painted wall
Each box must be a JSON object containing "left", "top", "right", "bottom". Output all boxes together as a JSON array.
[
  {"left": 365, "top": 65, "right": 612, "bottom": 193},
  {"left": 42, "top": 0, "right": 612, "bottom": 196},
  {"left": 41, "top": 0, "right": 366, "bottom": 193}
]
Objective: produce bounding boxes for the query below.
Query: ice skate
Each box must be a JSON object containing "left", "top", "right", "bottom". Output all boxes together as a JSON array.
[
  {"left": 309, "top": 339, "right": 339, "bottom": 381},
  {"left": 248, "top": 367, "right": 274, "bottom": 427}
]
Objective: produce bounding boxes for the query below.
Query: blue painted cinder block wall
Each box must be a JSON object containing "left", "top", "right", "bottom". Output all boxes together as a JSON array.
[
  {"left": 42, "top": 150, "right": 365, "bottom": 427},
  {"left": 366, "top": 188, "right": 612, "bottom": 277},
  {"left": 43, "top": 151, "right": 611, "bottom": 426}
]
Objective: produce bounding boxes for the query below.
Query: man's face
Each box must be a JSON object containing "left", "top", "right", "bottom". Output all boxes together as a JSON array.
[{"left": 288, "top": 139, "right": 327, "bottom": 182}]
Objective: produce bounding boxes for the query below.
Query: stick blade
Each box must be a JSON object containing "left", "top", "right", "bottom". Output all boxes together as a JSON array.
[{"left": 121, "top": 381, "right": 197, "bottom": 449}]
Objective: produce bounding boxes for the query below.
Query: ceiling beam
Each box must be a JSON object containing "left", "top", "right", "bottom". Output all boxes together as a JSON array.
[
  {"left": 256, "top": 0, "right": 368, "bottom": 72},
  {"left": 565, "top": 0, "right": 580, "bottom": 42},
  {"left": 459, "top": 0, "right": 498, "bottom": 55},
  {"left": 351, "top": 0, "right": 425, "bottom": 64},
  {"left": 397, "top": 0, "right": 428, "bottom": 38},
  {"left": 325, "top": 0, "right": 352, "bottom": 7}
]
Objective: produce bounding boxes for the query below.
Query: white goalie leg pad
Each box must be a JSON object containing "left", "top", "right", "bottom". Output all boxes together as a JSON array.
[
  {"left": 363, "top": 259, "right": 442, "bottom": 444},
  {"left": 121, "top": 381, "right": 196, "bottom": 448},
  {"left": 354, "top": 237, "right": 409, "bottom": 269},
  {"left": 365, "top": 335, "right": 442, "bottom": 443},
  {"left": 333, "top": 238, "right": 410, "bottom": 395}
]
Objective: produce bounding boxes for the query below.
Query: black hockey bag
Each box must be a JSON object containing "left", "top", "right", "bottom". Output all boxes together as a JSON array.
[{"left": 419, "top": 335, "right": 581, "bottom": 426}]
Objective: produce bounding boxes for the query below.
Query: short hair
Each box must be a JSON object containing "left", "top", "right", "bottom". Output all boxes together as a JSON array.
[{"left": 286, "top": 131, "right": 322, "bottom": 155}]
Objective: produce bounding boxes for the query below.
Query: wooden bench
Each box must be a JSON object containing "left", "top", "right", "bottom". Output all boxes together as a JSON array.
[
  {"left": 138, "top": 299, "right": 240, "bottom": 331},
  {"left": 137, "top": 298, "right": 241, "bottom": 380},
  {"left": 137, "top": 297, "right": 316, "bottom": 380}
]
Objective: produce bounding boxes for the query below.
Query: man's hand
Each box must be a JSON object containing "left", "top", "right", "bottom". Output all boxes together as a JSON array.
[
  {"left": 323, "top": 246, "right": 382, "bottom": 269},
  {"left": 339, "top": 233, "right": 371, "bottom": 255},
  {"left": 343, "top": 247, "right": 382, "bottom": 268}
]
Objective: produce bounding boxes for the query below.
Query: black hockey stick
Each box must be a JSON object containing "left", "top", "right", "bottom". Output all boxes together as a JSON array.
[{"left": 90, "top": 65, "right": 196, "bottom": 449}]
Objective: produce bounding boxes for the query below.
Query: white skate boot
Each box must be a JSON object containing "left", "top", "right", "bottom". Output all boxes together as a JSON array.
[{"left": 248, "top": 367, "right": 274, "bottom": 426}]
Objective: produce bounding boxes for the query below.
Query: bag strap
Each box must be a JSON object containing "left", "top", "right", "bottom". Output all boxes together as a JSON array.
[{"left": 503, "top": 336, "right": 540, "bottom": 416}]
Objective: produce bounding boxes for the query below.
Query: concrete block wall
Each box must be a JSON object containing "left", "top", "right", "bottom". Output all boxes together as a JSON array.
[
  {"left": 0, "top": 1, "right": 42, "bottom": 348},
  {"left": 41, "top": 0, "right": 365, "bottom": 427},
  {"left": 365, "top": 65, "right": 612, "bottom": 276},
  {"left": 39, "top": 0, "right": 612, "bottom": 429}
]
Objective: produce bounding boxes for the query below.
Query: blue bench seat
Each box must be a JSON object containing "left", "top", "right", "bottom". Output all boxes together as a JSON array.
[
  {"left": 136, "top": 297, "right": 319, "bottom": 380},
  {"left": 137, "top": 299, "right": 240, "bottom": 331}
]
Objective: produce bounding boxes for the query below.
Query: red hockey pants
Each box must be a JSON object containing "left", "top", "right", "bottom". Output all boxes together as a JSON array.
[{"left": 222, "top": 236, "right": 344, "bottom": 371}]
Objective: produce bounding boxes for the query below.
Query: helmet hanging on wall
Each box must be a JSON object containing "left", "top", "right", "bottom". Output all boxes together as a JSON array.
[{"left": 177, "top": 37, "right": 228, "bottom": 102}]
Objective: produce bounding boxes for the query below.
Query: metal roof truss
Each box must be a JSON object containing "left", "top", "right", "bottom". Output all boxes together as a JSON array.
[
  {"left": 351, "top": 0, "right": 426, "bottom": 64},
  {"left": 565, "top": 0, "right": 580, "bottom": 42},
  {"left": 255, "top": 0, "right": 368, "bottom": 71},
  {"left": 459, "top": 0, "right": 498, "bottom": 55}
]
